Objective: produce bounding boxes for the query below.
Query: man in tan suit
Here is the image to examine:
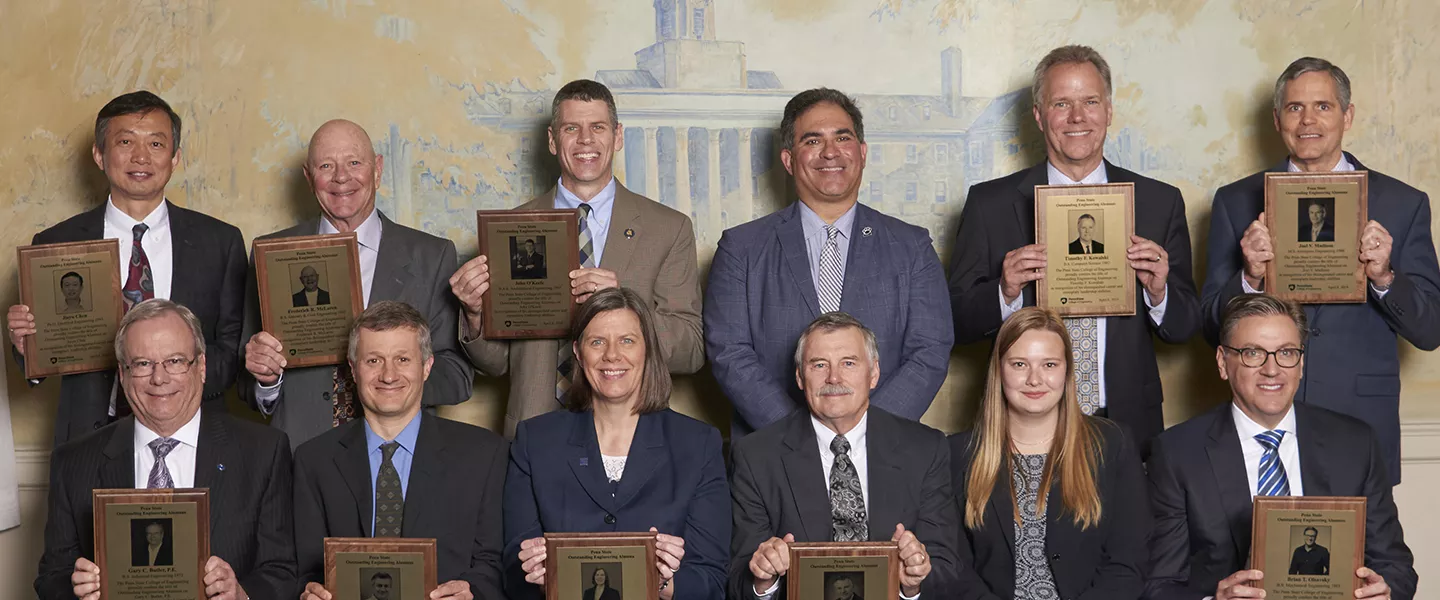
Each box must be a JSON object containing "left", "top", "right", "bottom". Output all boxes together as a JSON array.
[{"left": 450, "top": 79, "right": 704, "bottom": 436}]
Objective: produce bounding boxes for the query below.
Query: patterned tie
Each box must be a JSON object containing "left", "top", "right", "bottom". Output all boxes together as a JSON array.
[
  {"left": 828, "top": 435, "right": 868, "bottom": 542},
  {"left": 146, "top": 437, "right": 181, "bottom": 489},
  {"left": 557, "top": 204, "right": 597, "bottom": 403},
  {"left": 1063, "top": 317, "right": 1101, "bottom": 415},
  {"left": 817, "top": 225, "right": 844, "bottom": 314},
  {"left": 330, "top": 362, "right": 358, "bottom": 427},
  {"left": 374, "top": 441, "right": 404, "bottom": 537},
  {"left": 1255, "top": 430, "right": 1292, "bottom": 496},
  {"left": 122, "top": 224, "right": 155, "bottom": 311}
]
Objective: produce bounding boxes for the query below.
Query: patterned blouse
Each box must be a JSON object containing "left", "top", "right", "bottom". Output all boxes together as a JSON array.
[{"left": 1012, "top": 453, "right": 1059, "bottom": 600}]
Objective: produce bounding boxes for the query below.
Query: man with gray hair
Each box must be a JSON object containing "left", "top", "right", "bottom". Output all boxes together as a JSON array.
[
  {"left": 948, "top": 45, "right": 1199, "bottom": 457},
  {"left": 1200, "top": 56, "right": 1440, "bottom": 484},
  {"left": 36, "top": 299, "right": 296, "bottom": 600}
]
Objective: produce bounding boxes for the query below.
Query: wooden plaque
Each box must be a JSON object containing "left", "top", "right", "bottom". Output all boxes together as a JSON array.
[
  {"left": 92, "top": 488, "right": 210, "bottom": 600},
  {"left": 476, "top": 209, "right": 581, "bottom": 339},
  {"left": 1263, "top": 172, "right": 1369, "bottom": 303},
  {"left": 253, "top": 233, "right": 364, "bottom": 368},
  {"left": 324, "top": 537, "right": 438, "bottom": 599},
  {"left": 1034, "top": 183, "right": 1137, "bottom": 317},
  {"left": 544, "top": 531, "right": 659, "bottom": 600},
  {"left": 1251, "top": 496, "right": 1366, "bottom": 599},
  {"left": 787, "top": 541, "right": 900, "bottom": 600},
  {"left": 16, "top": 239, "right": 124, "bottom": 378}
]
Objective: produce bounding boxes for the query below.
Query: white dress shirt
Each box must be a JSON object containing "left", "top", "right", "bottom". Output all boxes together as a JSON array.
[
  {"left": 133, "top": 409, "right": 202, "bottom": 489},
  {"left": 255, "top": 208, "right": 384, "bottom": 412},
  {"left": 103, "top": 197, "right": 174, "bottom": 300},
  {"left": 1232, "top": 403, "right": 1304, "bottom": 497},
  {"left": 554, "top": 177, "right": 617, "bottom": 266},
  {"left": 999, "top": 162, "right": 1169, "bottom": 409}
]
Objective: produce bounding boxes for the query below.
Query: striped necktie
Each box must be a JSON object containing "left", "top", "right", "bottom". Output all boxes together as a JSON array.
[
  {"left": 1255, "top": 429, "right": 1292, "bottom": 496},
  {"left": 817, "top": 225, "right": 843, "bottom": 313},
  {"left": 557, "top": 204, "right": 597, "bottom": 403}
]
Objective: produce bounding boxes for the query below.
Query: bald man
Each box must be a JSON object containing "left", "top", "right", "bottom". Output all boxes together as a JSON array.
[
  {"left": 241, "top": 119, "right": 473, "bottom": 447},
  {"left": 291, "top": 265, "right": 331, "bottom": 307}
]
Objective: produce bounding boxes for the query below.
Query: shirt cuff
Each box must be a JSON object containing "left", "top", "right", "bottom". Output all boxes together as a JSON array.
[
  {"left": 900, "top": 590, "right": 921, "bottom": 600},
  {"left": 998, "top": 285, "right": 1024, "bottom": 321},
  {"left": 1144, "top": 283, "right": 1169, "bottom": 326},
  {"left": 753, "top": 577, "right": 781, "bottom": 599},
  {"left": 1241, "top": 277, "right": 1262, "bottom": 295},
  {"left": 254, "top": 376, "right": 283, "bottom": 416},
  {"left": 1371, "top": 281, "right": 1391, "bottom": 298}
]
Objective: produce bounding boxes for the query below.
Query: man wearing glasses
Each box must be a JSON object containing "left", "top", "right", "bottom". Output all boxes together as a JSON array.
[
  {"left": 36, "top": 299, "right": 296, "bottom": 600},
  {"left": 1144, "top": 294, "right": 1414, "bottom": 600}
]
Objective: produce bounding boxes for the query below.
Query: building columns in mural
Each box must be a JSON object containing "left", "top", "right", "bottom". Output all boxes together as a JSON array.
[{"left": 625, "top": 125, "right": 757, "bottom": 225}]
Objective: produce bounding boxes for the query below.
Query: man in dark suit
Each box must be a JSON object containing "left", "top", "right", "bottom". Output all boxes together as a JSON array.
[
  {"left": 1288, "top": 527, "right": 1330, "bottom": 575},
  {"left": 511, "top": 239, "right": 546, "bottom": 280},
  {"left": 243, "top": 119, "right": 473, "bottom": 448},
  {"left": 1146, "top": 294, "right": 1414, "bottom": 600},
  {"left": 706, "top": 88, "right": 952, "bottom": 436},
  {"left": 730, "top": 312, "right": 958, "bottom": 599},
  {"left": 7, "top": 91, "right": 247, "bottom": 445},
  {"left": 1067, "top": 213, "right": 1104, "bottom": 254},
  {"left": 1298, "top": 202, "right": 1335, "bottom": 242},
  {"left": 1200, "top": 57, "right": 1440, "bottom": 485},
  {"left": 947, "top": 45, "right": 1199, "bottom": 455},
  {"left": 36, "top": 299, "right": 295, "bottom": 600},
  {"left": 830, "top": 575, "right": 862, "bottom": 600},
  {"left": 291, "top": 265, "right": 331, "bottom": 307},
  {"left": 130, "top": 520, "right": 173, "bottom": 567},
  {"left": 296, "top": 301, "right": 505, "bottom": 600}
]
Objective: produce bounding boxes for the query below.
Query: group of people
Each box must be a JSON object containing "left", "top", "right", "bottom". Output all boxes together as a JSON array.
[{"left": 11, "top": 42, "right": 1431, "bottom": 600}]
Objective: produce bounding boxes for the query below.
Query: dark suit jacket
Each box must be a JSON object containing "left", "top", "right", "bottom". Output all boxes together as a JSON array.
[
  {"left": 581, "top": 585, "right": 620, "bottom": 600},
  {"left": 1145, "top": 403, "right": 1416, "bottom": 600},
  {"left": 290, "top": 288, "right": 331, "bottom": 307},
  {"left": 131, "top": 539, "right": 172, "bottom": 567},
  {"left": 35, "top": 411, "right": 296, "bottom": 600},
  {"left": 1289, "top": 544, "right": 1329, "bottom": 575},
  {"left": 1298, "top": 222, "right": 1335, "bottom": 243},
  {"left": 1200, "top": 153, "right": 1440, "bottom": 484},
  {"left": 947, "top": 420, "right": 1148, "bottom": 600},
  {"left": 240, "top": 211, "right": 473, "bottom": 447},
  {"left": 705, "top": 202, "right": 954, "bottom": 435},
  {"left": 18, "top": 201, "right": 246, "bottom": 445},
  {"left": 1068, "top": 238, "right": 1105, "bottom": 255},
  {"left": 294, "top": 412, "right": 507, "bottom": 599},
  {"left": 947, "top": 161, "right": 1200, "bottom": 453},
  {"left": 728, "top": 408, "right": 960, "bottom": 599},
  {"left": 503, "top": 409, "right": 730, "bottom": 600},
  {"left": 512, "top": 251, "right": 546, "bottom": 279}
]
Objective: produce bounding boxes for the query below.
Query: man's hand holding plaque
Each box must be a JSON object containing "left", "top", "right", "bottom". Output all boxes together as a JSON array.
[
  {"left": 892, "top": 524, "right": 931, "bottom": 597},
  {"left": 747, "top": 533, "right": 794, "bottom": 595}
]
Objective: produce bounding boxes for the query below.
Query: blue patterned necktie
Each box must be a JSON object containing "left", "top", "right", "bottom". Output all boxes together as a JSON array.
[
  {"left": 1255, "top": 429, "right": 1292, "bottom": 496},
  {"left": 829, "top": 435, "right": 867, "bottom": 541},
  {"left": 122, "top": 224, "right": 155, "bottom": 311},
  {"left": 375, "top": 441, "right": 404, "bottom": 536},
  {"left": 817, "top": 225, "right": 843, "bottom": 313},
  {"left": 557, "top": 204, "right": 597, "bottom": 403},
  {"left": 146, "top": 437, "right": 180, "bottom": 489},
  {"left": 1063, "top": 317, "right": 1100, "bottom": 414}
]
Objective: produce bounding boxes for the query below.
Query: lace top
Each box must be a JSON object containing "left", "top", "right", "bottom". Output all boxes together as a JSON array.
[
  {"left": 1012, "top": 453, "right": 1059, "bottom": 600},
  {"left": 601, "top": 454, "right": 627, "bottom": 483}
]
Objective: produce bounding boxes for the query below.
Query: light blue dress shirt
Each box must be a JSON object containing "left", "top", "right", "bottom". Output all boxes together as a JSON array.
[
  {"left": 365, "top": 412, "right": 421, "bottom": 533},
  {"left": 554, "top": 177, "right": 617, "bottom": 267},
  {"left": 797, "top": 202, "right": 858, "bottom": 297}
]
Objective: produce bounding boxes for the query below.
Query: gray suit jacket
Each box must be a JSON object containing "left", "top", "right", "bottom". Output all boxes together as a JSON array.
[
  {"left": 241, "top": 211, "right": 473, "bottom": 448},
  {"left": 462, "top": 183, "right": 704, "bottom": 436}
]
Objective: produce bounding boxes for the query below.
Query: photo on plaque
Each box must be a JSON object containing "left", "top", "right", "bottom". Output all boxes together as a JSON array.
[
  {"left": 787, "top": 542, "right": 898, "bottom": 600},
  {"left": 253, "top": 234, "right": 364, "bottom": 368},
  {"left": 544, "top": 532, "right": 658, "bottom": 600},
  {"left": 325, "top": 537, "right": 437, "bottom": 600},
  {"left": 1034, "top": 183, "right": 1136, "bottom": 317},
  {"left": 1264, "top": 172, "right": 1368, "bottom": 303},
  {"left": 477, "top": 210, "right": 580, "bottom": 339},
  {"left": 93, "top": 488, "right": 210, "bottom": 600},
  {"left": 17, "top": 239, "right": 123, "bottom": 378},
  {"left": 1251, "top": 496, "right": 1364, "bottom": 600}
]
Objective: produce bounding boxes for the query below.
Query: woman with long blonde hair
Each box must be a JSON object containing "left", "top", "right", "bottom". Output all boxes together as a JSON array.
[{"left": 948, "top": 307, "right": 1148, "bottom": 600}]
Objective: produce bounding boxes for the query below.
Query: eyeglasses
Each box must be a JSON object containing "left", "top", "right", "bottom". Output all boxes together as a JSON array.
[
  {"left": 1220, "top": 345, "right": 1304, "bottom": 368},
  {"left": 123, "top": 356, "right": 198, "bottom": 377}
]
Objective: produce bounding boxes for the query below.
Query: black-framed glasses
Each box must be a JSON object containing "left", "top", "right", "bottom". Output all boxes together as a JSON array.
[
  {"left": 123, "top": 356, "right": 198, "bottom": 377},
  {"left": 1220, "top": 345, "right": 1304, "bottom": 368}
]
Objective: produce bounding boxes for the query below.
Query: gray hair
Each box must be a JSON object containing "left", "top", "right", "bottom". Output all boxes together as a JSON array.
[
  {"left": 1273, "top": 57, "right": 1352, "bottom": 113},
  {"left": 1032, "top": 45, "right": 1113, "bottom": 108},
  {"left": 1219, "top": 294, "right": 1309, "bottom": 346},
  {"left": 793, "top": 311, "right": 880, "bottom": 368},
  {"left": 347, "top": 301, "right": 433, "bottom": 364},
  {"left": 114, "top": 299, "right": 206, "bottom": 365}
]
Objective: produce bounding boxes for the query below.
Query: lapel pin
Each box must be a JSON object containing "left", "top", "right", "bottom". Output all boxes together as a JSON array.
[
  {"left": 624, "top": 228, "right": 635, "bottom": 239},
  {"left": 579, "top": 457, "right": 589, "bottom": 466},
  {"left": 861, "top": 226, "right": 873, "bottom": 237},
  {"left": 217, "top": 464, "right": 225, "bottom": 471}
]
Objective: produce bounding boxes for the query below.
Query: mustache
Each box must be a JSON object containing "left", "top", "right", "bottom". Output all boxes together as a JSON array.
[{"left": 817, "top": 384, "right": 854, "bottom": 396}]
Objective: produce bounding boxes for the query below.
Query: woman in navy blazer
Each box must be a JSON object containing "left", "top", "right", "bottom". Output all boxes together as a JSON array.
[
  {"left": 949, "top": 308, "right": 1149, "bottom": 600},
  {"left": 503, "top": 287, "right": 731, "bottom": 600}
]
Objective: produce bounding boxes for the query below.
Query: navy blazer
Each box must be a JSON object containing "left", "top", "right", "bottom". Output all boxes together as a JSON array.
[
  {"left": 1145, "top": 403, "right": 1416, "bottom": 600},
  {"left": 948, "top": 420, "right": 1149, "bottom": 600},
  {"left": 502, "top": 409, "right": 731, "bottom": 600},
  {"left": 705, "top": 202, "right": 954, "bottom": 435},
  {"left": 1200, "top": 153, "right": 1440, "bottom": 484}
]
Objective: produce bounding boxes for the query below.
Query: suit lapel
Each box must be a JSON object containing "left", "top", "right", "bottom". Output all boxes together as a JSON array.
[
  {"left": 1205, "top": 408, "right": 1254, "bottom": 560},
  {"left": 1012, "top": 164, "right": 1048, "bottom": 306},
  {"left": 334, "top": 422, "right": 376, "bottom": 537},
  {"left": 75, "top": 204, "right": 107, "bottom": 241},
  {"left": 776, "top": 204, "right": 821, "bottom": 318},
  {"left": 863, "top": 412, "right": 906, "bottom": 542},
  {"left": 193, "top": 411, "right": 231, "bottom": 535},
  {"left": 402, "top": 413, "right": 445, "bottom": 536},
  {"left": 780, "top": 412, "right": 832, "bottom": 541},
  {"left": 100, "top": 418, "right": 137, "bottom": 489},
  {"left": 839, "top": 205, "right": 878, "bottom": 313},
  {"left": 985, "top": 457, "right": 1018, "bottom": 557},
  {"left": 370, "top": 212, "right": 412, "bottom": 306},
  {"left": 1295, "top": 406, "right": 1332, "bottom": 496},
  {"left": 566, "top": 412, "right": 617, "bottom": 515},
  {"left": 614, "top": 413, "right": 667, "bottom": 508},
  {"left": 599, "top": 184, "right": 641, "bottom": 276},
  {"left": 166, "top": 203, "right": 200, "bottom": 306}
]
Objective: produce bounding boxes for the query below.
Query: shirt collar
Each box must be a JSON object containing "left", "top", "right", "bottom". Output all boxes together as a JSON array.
[
  {"left": 1045, "top": 161, "right": 1109, "bottom": 185},
  {"left": 797, "top": 201, "right": 858, "bottom": 240},
  {"left": 134, "top": 407, "right": 203, "bottom": 451},
  {"left": 104, "top": 196, "right": 171, "bottom": 234},
  {"left": 555, "top": 177, "right": 618, "bottom": 216},
  {"left": 364, "top": 411, "right": 423, "bottom": 456},
  {"left": 1231, "top": 401, "right": 1299, "bottom": 440},
  {"left": 1287, "top": 154, "right": 1356, "bottom": 173},
  {"left": 811, "top": 410, "right": 869, "bottom": 452},
  {"left": 319, "top": 208, "right": 384, "bottom": 252}
]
